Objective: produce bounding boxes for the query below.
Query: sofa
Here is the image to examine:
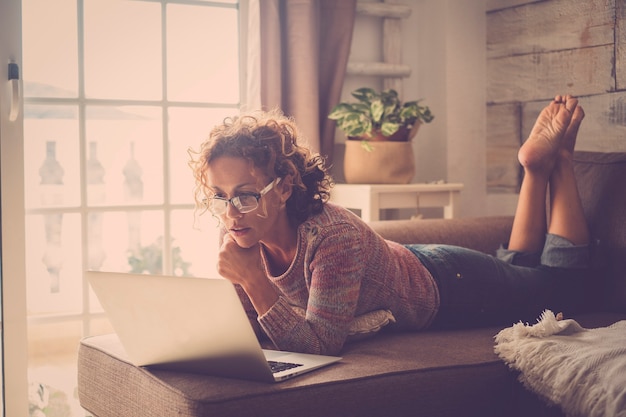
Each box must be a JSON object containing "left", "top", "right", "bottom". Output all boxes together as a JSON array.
[{"left": 77, "top": 151, "right": 626, "bottom": 417}]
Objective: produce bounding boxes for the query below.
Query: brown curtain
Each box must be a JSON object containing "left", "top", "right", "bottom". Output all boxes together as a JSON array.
[{"left": 259, "top": 0, "right": 356, "bottom": 162}]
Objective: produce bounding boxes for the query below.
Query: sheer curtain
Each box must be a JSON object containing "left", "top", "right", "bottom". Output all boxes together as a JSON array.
[{"left": 247, "top": 0, "right": 356, "bottom": 162}]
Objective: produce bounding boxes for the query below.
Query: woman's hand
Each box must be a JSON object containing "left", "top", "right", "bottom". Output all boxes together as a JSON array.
[
  {"left": 217, "top": 233, "right": 264, "bottom": 285},
  {"left": 217, "top": 233, "right": 279, "bottom": 314}
]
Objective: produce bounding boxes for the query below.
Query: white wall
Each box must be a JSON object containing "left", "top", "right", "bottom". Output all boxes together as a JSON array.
[
  {"left": 410, "top": 0, "right": 488, "bottom": 218},
  {"left": 342, "top": 0, "right": 488, "bottom": 218}
]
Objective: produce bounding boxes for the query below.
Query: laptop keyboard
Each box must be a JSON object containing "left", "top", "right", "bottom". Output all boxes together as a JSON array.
[{"left": 268, "top": 360, "right": 303, "bottom": 374}]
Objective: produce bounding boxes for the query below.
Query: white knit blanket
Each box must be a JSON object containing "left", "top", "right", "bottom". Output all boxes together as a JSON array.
[{"left": 494, "top": 310, "right": 626, "bottom": 417}]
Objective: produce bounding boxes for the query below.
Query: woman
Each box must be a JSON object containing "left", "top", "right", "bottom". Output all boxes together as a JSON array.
[{"left": 189, "top": 95, "right": 590, "bottom": 356}]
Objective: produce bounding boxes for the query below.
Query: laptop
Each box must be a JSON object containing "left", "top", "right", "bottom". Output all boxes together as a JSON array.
[{"left": 86, "top": 271, "right": 342, "bottom": 382}]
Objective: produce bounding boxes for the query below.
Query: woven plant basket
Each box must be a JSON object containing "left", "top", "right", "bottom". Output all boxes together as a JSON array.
[{"left": 343, "top": 140, "right": 416, "bottom": 184}]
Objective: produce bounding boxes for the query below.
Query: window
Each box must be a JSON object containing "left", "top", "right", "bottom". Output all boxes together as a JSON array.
[{"left": 18, "top": 0, "right": 245, "bottom": 414}]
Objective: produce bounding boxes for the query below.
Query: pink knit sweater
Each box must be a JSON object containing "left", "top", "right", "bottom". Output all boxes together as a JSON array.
[{"left": 237, "top": 203, "right": 440, "bottom": 355}]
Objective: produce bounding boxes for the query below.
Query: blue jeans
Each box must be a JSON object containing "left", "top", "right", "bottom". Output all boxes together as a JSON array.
[{"left": 405, "top": 234, "right": 590, "bottom": 329}]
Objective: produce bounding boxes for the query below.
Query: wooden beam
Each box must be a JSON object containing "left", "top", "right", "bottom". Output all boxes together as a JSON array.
[
  {"left": 522, "top": 93, "right": 626, "bottom": 153},
  {"left": 486, "top": 103, "right": 522, "bottom": 193},
  {"left": 346, "top": 61, "right": 411, "bottom": 77},
  {"left": 487, "top": 0, "right": 615, "bottom": 59},
  {"left": 487, "top": 45, "right": 614, "bottom": 104},
  {"left": 486, "top": 0, "right": 546, "bottom": 13},
  {"left": 383, "top": 0, "right": 404, "bottom": 92},
  {"left": 356, "top": 2, "right": 411, "bottom": 19},
  {"left": 617, "top": 0, "right": 626, "bottom": 90}
]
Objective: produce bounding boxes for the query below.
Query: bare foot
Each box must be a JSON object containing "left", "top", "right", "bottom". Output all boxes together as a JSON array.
[
  {"left": 561, "top": 103, "right": 585, "bottom": 157},
  {"left": 518, "top": 95, "right": 578, "bottom": 174}
]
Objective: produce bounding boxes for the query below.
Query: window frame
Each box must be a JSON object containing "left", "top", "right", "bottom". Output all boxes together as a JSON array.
[
  {"left": 1, "top": 0, "right": 29, "bottom": 413},
  {"left": 2, "top": 0, "right": 251, "bottom": 414}
]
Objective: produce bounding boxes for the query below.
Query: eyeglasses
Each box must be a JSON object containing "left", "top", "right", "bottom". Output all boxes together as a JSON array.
[{"left": 204, "top": 178, "right": 282, "bottom": 216}]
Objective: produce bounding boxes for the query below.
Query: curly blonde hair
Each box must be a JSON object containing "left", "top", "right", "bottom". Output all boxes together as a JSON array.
[{"left": 189, "top": 109, "right": 333, "bottom": 226}]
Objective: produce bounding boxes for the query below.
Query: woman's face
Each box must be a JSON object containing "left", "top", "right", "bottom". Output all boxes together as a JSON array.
[{"left": 206, "top": 156, "right": 285, "bottom": 248}]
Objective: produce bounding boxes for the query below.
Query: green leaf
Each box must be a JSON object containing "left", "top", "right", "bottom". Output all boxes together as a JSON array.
[
  {"left": 357, "top": 116, "right": 372, "bottom": 137},
  {"left": 341, "top": 113, "right": 370, "bottom": 136},
  {"left": 360, "top": 140, "right": 374, "bottom": 152},
  {"left": 399, "top": 105, "right": 418, "bottom": 123},
  {"left": 380, "top": 89, "right": 399, "bottom": 102},
  {"left": 328, "top": 103, "right": 352, "bottom": 120},
  {"left": 370, "top": 99, "right": 384, "bottom": 124},
  {"left": 352, "top": 87, "right": 377, "bottom": 103},
  {"left": 420, "top": 107, "right": 435, "bottom": 123},
  {"left": 383, "top": 101, "right": 399, "bottom": 121},
  {"left": 380, "top": 122, "right": 400, "bottom": 137},
  {"left": 328, "top": 87, "right": 434, "bottom": 139}
]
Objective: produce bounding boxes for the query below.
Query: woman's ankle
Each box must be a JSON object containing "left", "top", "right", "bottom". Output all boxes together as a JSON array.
[{"left": 551, "top": 153, "right": 576, "bottom": 178}]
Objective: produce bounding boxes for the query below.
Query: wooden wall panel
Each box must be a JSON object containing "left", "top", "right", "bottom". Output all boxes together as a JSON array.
[
  {"left": 489, "top": 92, "right": 626, "bottom": 195},
  {"left": 617, "top": 0, "right": 626, "bottom": 90},
  {"left": 485, "top": 0, "right": 625, "bottom": 200},
  {"left": 486, "top": 0, "right": 543, "bottom": 13},
  {"left": 522, "top": 93, "right": 626, "bottom": 153},
  {"left": 487, "top": 102, "right": 521, "bottom": 147},
  {"left": 487, "top": 0, "right": 615, "bottom": 58},
  {"left": 486, "top": 103, "right": 522, "bottom": 193},
  {"left": 487, "top": 45, "right": 615, "bottom": 104}
]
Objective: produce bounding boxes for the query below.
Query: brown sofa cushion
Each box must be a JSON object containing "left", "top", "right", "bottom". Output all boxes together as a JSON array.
[
  {"left": 573, "top": 151, "right": 626, "bottom": 312},
  {"left": 78, "top": 313, "right": 626, "bottom": 417},
  {"left": 369, "top": 216, "right": 514, "bottom": 255},
  {"left": 78, "top": 326, "right": 519, "bottom": 417}
]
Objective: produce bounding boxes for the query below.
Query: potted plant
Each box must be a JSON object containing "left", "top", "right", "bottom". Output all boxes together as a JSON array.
[{"left": 328, "top": 87, "right": 434, "bottom": 184}]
